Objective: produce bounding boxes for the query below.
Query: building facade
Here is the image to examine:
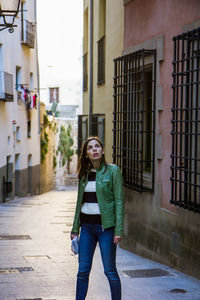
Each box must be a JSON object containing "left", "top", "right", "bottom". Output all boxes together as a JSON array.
[
  {"left": 79, "top": 0, "right": 124, "bottom": 159},
  {"left": 81, "top": 0, "right": 200, "bottom": 278},
  {"left": 0, "top": 0, "right": 40, "bottom": 203},
  {"left": 117, "top": 0, "right": 200, "bottom": 279}
]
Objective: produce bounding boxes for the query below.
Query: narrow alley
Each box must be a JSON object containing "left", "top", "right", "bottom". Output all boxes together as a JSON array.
[{"left": 0, "top": 189, "right": 200, "bottom": 300}]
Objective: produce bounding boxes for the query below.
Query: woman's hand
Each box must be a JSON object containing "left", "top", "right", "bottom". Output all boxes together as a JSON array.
[
  {"left": 114, "top": 235, "right": 122, "bottom": 244},
  {"left": 70, "top": 233, "right": 79, "bottom": 240}
]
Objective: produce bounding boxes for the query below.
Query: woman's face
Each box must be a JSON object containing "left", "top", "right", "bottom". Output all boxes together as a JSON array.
[{"left": 86, "top": 139, "right": 103, "bottom": 163}]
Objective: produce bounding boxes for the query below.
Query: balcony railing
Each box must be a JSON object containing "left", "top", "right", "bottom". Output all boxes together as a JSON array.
[
  {"left": 0, "top": 72, "right": 13, "bottom": 102},
  {"left": 21, "top": 20, "right": 35, "bottom": 48}
]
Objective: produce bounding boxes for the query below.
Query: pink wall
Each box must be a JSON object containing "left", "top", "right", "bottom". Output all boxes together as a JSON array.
[{"left": 124, "top": 0, "right": 200, "bottom": 210}]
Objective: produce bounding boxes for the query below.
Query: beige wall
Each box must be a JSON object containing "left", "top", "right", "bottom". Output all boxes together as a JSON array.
[
  {"left": 40, "top": 102, "right": 56, "bottom": 193},
  {"left": 83, "top": 0, "right": 124, "bottom": 162}
]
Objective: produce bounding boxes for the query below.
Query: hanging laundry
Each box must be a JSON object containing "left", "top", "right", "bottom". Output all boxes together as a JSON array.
[{"left": 33, "top": 94, "right": 37, "bottom": 109}]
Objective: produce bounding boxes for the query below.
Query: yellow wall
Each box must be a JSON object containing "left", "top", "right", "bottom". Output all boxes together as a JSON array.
[
  {"left": 83, "top": 0, "right": 124, "bottom": 162},
  {"left": 40, "top": 102, "right": 56, "bottom": 193}
]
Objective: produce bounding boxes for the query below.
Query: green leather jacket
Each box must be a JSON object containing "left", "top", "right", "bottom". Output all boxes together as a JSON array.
[{"left": 71, "top": 163, "right": 124, "bottom": 236}]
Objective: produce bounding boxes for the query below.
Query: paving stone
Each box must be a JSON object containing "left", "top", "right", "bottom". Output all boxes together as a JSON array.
[{"left": 0, "top": 189, "right": 200, "bottom": 299}]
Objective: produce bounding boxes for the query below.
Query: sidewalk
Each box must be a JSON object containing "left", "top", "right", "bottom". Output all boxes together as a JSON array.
[{"left": 0, "top": 188, "right": 199, "bottom": 300}]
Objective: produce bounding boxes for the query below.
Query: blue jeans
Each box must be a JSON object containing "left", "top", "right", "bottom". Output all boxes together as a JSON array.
[{"left": 76, "top": 223, "right": 121, "bottom": 300}]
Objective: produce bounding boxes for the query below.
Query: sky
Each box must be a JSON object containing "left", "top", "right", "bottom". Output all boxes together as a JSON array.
[{"left": 36, "top": 0, "right": 83, "bottom": 111}]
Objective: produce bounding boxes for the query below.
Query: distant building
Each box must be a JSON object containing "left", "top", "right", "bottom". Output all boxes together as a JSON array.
[
  {"left": 57, "top": 104, "right": 79, "bottom": 119},
  {"left": 0, "top": 0, "right": 40, "bottom": 203},
  {"left": 39, "top": 66, "right": 81, "bottom": 117}
]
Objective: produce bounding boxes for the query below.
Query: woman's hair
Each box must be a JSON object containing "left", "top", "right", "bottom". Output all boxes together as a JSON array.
[{"left": 77, "top": 136, "right": 107, "bottom": 180}]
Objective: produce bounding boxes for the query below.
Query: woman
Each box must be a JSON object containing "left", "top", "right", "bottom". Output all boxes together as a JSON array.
[{"left": 71, "top": 136, "right": 124, "bottom": 300}]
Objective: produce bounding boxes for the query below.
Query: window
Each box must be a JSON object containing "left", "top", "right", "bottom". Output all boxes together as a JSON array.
[
  {"left": 113, "top": 49, "right": 156, "bottom": 192},
  {"left": 27, "top": 120, "right": 31, "bottom": 138},
  {"left": 83, "top": 8, "right": 88, "bottom": 91},
  {"left": 171, "top": 27, "right": 200, "bottom": 213},
  {"left": 21, "top": 1, "right": 35, "bottom": 48},
  {"left": 16, "top": 126, "right": 20, "bottom": 141},
  {"left": 49, "top": 87, "right": 59, "bottom": 103},
  {"left": 30, "top": 72, "right": 34, "bottom": 91},
  {"left": 16, "top": 66, "right": 21, "bottom": 91},
  {"left": 15, "top": 154, "right": 20, "bottom": 170},
  {"left": 97, "top": 36, "right": 105, "bottom": 85},
  {"left": 97, "top": 0, "right": 106, "bottom": 85},
  {"left": 91, "top": 114, "right": 105, "bottom": 145},
  {"left": 78, "top": 115, "right": 88, "bottom": 155},
  {"left": 83, "top": 53, "right": 88, "bottom": 91}
]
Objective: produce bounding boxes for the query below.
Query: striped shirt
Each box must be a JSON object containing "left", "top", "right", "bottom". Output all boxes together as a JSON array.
[{"left": 80, "top": 169, "right": 102, "bottom": 224}]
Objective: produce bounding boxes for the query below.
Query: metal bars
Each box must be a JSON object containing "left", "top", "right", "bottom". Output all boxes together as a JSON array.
[
  {"left": 113, "top": 49, "right": 156, "bottom": 192},
  {"left": 78, "top": 114, "right": 105, "bottom": 155},
  {"left": 171, "top": 27, "right": 200, "bottom": 213},
  {"left": 91, "top": 114, "right": 105, "bottom": 145}
]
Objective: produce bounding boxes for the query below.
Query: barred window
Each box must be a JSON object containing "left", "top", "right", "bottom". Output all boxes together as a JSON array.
[
  {"left": 171, "top": 27, "right": 200, "bottom": 213},
  {"left": 91, "top": 114, "right": 105, "bottom": 145},
  {"left": 83, "top": 53, "right": 88, "bottom": 91},
  {"left": 78, "top": 114, "right": 105, "bottom": 155},
  {"left": 97, "top": 36, "right": 105, "bottom": 85},
  {"left": 113, "top": 49, "right": 156, "bottom": 192},
  {"left": 78, "top": 115, "right": 88, "bottom": 155}
]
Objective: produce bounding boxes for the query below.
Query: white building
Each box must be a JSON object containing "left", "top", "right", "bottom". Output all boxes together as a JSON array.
[{"left": 0, "top": 0, "right": 40, "bottom": 203}]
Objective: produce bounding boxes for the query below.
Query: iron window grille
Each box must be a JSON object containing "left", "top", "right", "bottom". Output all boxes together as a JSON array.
[
  {"left": 171, "top": 27, "right": 200, "bottom": 213},
  {"left": 78, "top": 114, "right": 105, "bottom": 156},
  {"left": 97, "top": 36, "right": 105, "bottom": 85},
  {"left": 113, "top": 49, "right": 156, "bottom": 192},
  {"left": 78, "top": 115, "right": 88, "bottom": 155},
  {"left": 83, "top": 52, "right": 88, "bottom": 91}
]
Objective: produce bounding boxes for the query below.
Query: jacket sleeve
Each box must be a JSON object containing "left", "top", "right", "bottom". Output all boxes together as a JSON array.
[{"left": 112, "top": 165, "right": 125, "bottom": 236}]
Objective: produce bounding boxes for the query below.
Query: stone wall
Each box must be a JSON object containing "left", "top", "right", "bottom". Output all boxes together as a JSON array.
[{"left": 121, "top": 186, "right": 200, "bottom": 280}]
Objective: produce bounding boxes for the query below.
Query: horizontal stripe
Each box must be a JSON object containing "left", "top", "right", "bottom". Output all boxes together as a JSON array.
[
  {"left": 85, "top": 180, "right": 96, "bottom": 192},
  {"left": 88, "top": 171, "right": 96, "bottom": 181},
  {"left": 80, "top": 213, "right": 102, "bottom": 225},
  {"left": 82, "top": 191, "right": 97, "bottom": 203},
  {"left": 81, "top": 203, "right": 100, "bottom": 215}
]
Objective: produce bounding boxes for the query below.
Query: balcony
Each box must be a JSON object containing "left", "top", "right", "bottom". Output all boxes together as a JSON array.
[
  {"left": 0, "top": 72, "right": 13, "bottom": 102},
  {"left": 21, "top": 20, "right": 35, "bottom": 48}
]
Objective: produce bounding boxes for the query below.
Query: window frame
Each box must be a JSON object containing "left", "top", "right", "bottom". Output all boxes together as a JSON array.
[{"left": 49, "top": 87, "right": 59, "bottom": 104}]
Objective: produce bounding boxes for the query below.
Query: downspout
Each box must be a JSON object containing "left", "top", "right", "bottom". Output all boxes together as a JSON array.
[
  {"left": 34, "top": 0, "right": 40, "bottom": 135},
  {"left": 89, "top": 0, "right": 93, "bottom": 135},
  {"left": 34, "top": 0, "right": 41, "bottom": 194}
]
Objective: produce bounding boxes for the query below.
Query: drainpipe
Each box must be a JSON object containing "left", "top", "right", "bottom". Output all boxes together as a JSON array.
[
  {"left": 34, "top": 0, "right": 40, "bottom": 135},
  {"left": 34, "top": 0, "right": 41, "bottom": 194},
  {"left": 89, "top": 0, "right": 93, "bottom": 136}
]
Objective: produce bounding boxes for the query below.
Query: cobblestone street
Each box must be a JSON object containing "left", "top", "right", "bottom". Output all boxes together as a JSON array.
[{"left": 0, "top": 188, "right": 200, "bottom": 300}]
